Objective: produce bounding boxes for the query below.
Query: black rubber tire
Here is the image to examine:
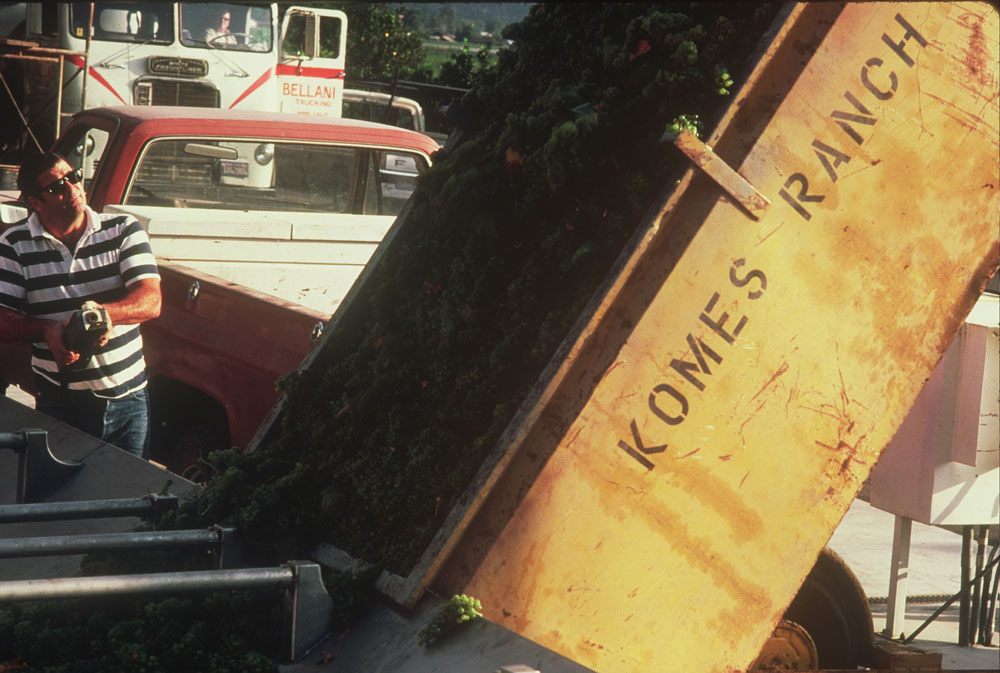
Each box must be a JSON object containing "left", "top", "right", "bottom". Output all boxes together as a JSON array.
[
  {"left": 781, "top": 547, "right": 875, "bottom": 669},
  {"left": 169, "top": 422, "right": 228, "bottom": 483}
]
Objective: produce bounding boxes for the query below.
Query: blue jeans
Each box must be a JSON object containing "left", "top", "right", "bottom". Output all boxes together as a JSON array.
[{"left": 34, "top": 377, "right": 150, "bottom": 459}]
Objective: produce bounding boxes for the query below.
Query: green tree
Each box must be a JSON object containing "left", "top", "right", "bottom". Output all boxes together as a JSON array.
[
  {"left": 341, "top": 3, "right": 423, "bottom": 80},
  {"left": 454, "top": 20, "right": 475, "bottom": 42},
  {"left": 436, "top": 39, "right": 494, "bottom": 88}
]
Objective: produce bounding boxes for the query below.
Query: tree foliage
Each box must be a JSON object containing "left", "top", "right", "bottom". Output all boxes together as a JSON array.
[{"left": 337, "top": 3, "right": 424, "bottom": 81}]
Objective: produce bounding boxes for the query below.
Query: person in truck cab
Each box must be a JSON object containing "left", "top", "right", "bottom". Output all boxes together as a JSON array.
[
  {"left": 204, "top": 10, "right": 237, "bottom": 46},
  {"left": 0, "top": 153, "right": 162, "bottom": 459}
]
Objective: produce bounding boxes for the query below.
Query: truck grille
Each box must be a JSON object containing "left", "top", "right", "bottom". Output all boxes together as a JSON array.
[{"left": 148, "top": 80, "right": 219, "bottom": 107}]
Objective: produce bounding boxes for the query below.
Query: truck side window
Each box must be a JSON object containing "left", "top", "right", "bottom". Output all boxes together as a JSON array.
[
  {"left": 40, "top": 3, "right": 59, "bottom": 37},
  {"left": 377, "top": 150, "right": 426, "bottom": 216},
  {"left": 281, "top": 13, "right": 307, "bottom": 57},
  {"left": 319, "top": 15, "right": 342, "bottom": 58}
]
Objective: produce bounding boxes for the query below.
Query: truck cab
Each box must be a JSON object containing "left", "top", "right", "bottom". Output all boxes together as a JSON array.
[{"left": 1, "top": 3, "right": 347, "bottom": 155}]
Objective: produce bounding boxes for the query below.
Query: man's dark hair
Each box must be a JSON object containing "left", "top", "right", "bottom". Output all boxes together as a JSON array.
[{"left": 17, "top": 152, "right": 68, "bottom": 198}]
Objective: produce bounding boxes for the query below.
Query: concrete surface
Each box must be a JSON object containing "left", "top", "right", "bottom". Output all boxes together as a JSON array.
[{"left": 829, "top": 499, "right": 999, "bottom": 670}]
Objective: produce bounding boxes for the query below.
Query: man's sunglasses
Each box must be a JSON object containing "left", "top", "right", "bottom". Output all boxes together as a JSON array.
[{"left": 39, "top": 168, "right": 83, "bottom": 196}]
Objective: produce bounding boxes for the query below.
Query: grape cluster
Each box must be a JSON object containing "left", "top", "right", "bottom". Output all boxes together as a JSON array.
[{"left": 418, "top": 594, "right": 484, "bottom": 647}]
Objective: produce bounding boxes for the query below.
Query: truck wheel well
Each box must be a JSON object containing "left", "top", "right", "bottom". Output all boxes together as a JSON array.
[{"left": 148, "top": 375, "right": 231, "bottom": 476}]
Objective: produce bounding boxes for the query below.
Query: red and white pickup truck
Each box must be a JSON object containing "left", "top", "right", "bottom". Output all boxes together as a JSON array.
[{"left": 1, "top": 105, "right": 439, "bottom": 476}]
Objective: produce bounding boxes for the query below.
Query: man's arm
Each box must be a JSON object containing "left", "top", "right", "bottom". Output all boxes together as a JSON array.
[{"left": 102, "top": 278, "right": 162, "bottom": 326}]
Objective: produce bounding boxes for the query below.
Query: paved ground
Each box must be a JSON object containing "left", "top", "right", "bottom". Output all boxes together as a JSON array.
[{"left": 829, "top": 499, "right": 999, "bottom": 670}]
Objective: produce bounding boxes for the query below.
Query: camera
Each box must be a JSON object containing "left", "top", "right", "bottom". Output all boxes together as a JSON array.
[{"left": 62, "top": 302, "right": 110, "bottom": 368}]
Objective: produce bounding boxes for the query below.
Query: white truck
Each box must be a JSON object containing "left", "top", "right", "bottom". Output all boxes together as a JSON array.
[{"left": 0, "top": 2, "right": 348, "bottom": 153}]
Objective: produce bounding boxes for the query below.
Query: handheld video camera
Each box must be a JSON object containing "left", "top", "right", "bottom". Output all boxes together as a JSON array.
[{"left": 62, "top": 302, "right": 110, "bottom": 368}]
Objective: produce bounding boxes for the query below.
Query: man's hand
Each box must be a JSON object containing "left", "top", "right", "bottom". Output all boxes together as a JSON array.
[{"left": 43, "top": 319, "right": 80, "bottom": 367}]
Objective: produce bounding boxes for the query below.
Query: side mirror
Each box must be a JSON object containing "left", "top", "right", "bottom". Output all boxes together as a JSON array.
[{"left": 1, "top": 201, "right": 29, "bottom": 228}]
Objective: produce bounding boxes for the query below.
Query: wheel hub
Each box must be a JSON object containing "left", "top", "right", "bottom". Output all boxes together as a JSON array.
[{"left": 749, "top": 619, "right": 819, "bottom": 670}]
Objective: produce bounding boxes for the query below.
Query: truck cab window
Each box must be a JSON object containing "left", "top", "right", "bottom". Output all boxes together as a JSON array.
[
  {"left": 378, "top": 150, "right": 424, "bottom": 215},
  {"left": 281, "top": 12, "right": 307, "bottom": 58},
  {"left": 124, "top": 138, "right": 427, "bottom": 215},
  {"left": 77, "top": 4, "right": 174, "bottom": 44},
  {"left": 319, "top": 15, "right": 342, "bottom": 58},
  {"left": 179, "top": 3, "right": 272, "bottom": 51},
  {"left": 40, "top": 3, "right": 59, "bottom": 37}
]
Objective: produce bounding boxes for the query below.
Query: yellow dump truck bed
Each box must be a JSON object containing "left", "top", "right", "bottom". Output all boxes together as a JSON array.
[{"left": 373, "top": 3, "right": 998, "bottom": 671}]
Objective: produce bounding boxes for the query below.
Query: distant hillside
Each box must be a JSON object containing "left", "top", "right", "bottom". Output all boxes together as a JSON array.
[{"left": 401, "top": 2, "right": 533, "bottom": 34}]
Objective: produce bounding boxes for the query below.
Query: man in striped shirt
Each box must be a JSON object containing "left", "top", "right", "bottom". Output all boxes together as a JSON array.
[{"left": 0, "top": 153, "right": 161, "bottom": 458}]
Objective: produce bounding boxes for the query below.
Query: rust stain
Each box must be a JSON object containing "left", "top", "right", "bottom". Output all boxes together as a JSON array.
[
  {"left": 962, "top": 11, "right": 991, "bottom": 89},
  {"left": 799, "top": 403, "right": 846, "bottom": 423},
  {"left": 750, "top": 361, "right": 790, "bottom": 401},
  {"left": 636, "top": 500, "right": 774, "bottom": 632},
  {"left": 839, "top": 369, "right": 851, "bottom": 410},
  {"left": 755, "top": 223, "right": 783, "bottom": 247},
  {"left": 678, "top": 447, "right": 700, "bottom": 459},
  {"left": 739, "top": 398, "right": 768, "bottom": 449},
  {"left": 591, "top": 452, "right": 764, "bottom": 542}
]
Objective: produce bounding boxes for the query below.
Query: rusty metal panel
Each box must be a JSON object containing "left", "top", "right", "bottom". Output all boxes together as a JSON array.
[{"left": 441, "top": 4, "right": 999, "bottom": 672}]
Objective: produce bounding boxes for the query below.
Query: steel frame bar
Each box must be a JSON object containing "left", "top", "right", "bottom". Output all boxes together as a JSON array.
[
  {"left": 0, "top": 527, "right": 231, "bottom": 560},
  {"left": 0, "top": 494, "right": 177, "bottom": 524}
]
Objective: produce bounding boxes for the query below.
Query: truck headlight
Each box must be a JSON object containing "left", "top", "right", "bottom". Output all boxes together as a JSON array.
[{"left": 254, "top": 143, "right": 274, "bottom": 165}]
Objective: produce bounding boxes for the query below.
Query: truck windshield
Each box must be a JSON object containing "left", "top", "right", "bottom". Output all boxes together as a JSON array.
[
  {"left": 179, "top": 3, "right": 272, "bottom": 52},
  {"left": 124, "top": 138, "right": 427, "bottom": 216},
  {"left": 71, "top": 4, "right": 174, "bottom": 44}
]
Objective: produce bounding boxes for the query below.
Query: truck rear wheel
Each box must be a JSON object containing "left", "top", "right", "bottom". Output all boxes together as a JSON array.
[
  {"left": 170, "top": 422, "right": 229, "bottom": 483},
  {"left": 148, "top": 377, "right": 230, "bottom": 482},
  {"left": 780, "top": 547, "right": 874, "bottom": 669},
  {"left": 750, "top": 547, "right": 873, "bottom": 670}
]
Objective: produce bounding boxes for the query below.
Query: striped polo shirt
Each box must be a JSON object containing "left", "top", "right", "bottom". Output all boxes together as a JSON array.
[{"left": 0, "top": 207, "right": 160, "bottom": 398}]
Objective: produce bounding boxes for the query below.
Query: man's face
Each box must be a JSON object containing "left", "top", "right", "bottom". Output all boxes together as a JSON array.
[{"left": 30, "top": 160, "right": 87, "bottom": 227}]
